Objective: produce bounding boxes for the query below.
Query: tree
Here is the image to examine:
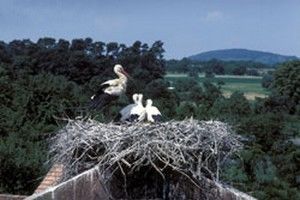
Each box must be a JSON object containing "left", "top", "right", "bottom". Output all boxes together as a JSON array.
[
  {"left": 0, "top": 41, "right": 12, "bottom": 63},
  {"left": 228, "top": 92, "right": 252, "bottom": 115},
  {"left": 254, "top": 93, "right": 295, "bottom": 114},
  {"left": 246, "top": 69, "right": 259, "bottom": 76},
  {"left": 144, "top": 79, "right": 179, "bottom": 118},
  {"left": 174, "top": 78, "right": 198, "bottom": 93},
  {"left": 106, "top": 42, "right": 119, "bottom": 57},
  {"left": 202, "top": 81, "right": 222, "bottom": 106},
  {"left": 273, "top": 61, "right": 300, "bottom": 106},
  {"left": 262, "top": 74, "right": 273, "bottom": 89},
  {"left": 205, "top": 70, "right": 215, "bottom": 78},
  {"left": 57, "top": 39, "right": 70, "bottom": 51},
  {"left": 232, "top": 66, "right": 246, "bottom": 75},
  {"left": 70, "top": 39, "right": 86, "bottom": 51},
  {"left": 212, "top": 62, "right": 225, "bottom": 75},
  {"left": 188, "top": 86, "right": 204, "bottom": 104},
  {"left": 176, "top": 102, "right": 198, "bottom": 119},
  {"left": 0, "top": 73, "right": 86, "bottom": 194},
  {"left": 187, "top": 67, "right": 199, "bottom": 78},
  {"left": 210, "top": 92, "right": 251, "bottom": 120},
  {"left": 37, "top": 37, "right": 56, "bottom": 49}
]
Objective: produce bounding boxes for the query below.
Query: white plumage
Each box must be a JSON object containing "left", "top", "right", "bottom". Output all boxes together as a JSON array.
[
  {"left": 117, "top": 94, "right": 139, "bottom": 122},
  {"left": 128, "top": 94, "right": 146, "bottom": 122},
  {"left": 145, "top": 99, "right": 162, "bottom": 123}
]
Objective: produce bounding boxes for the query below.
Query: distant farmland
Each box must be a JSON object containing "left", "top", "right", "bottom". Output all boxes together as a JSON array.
[{"left": 165, "top": 73, "right": 269, "bottom": 100}]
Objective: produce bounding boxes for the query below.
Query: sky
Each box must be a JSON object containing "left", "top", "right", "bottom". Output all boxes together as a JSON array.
[{"left": 0, "top": 0, "right": 299, "bottom": 59}]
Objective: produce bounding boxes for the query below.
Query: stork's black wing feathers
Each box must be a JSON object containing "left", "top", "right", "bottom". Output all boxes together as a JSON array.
[
  {"left": 113, "top": 113, "right": 122, "bottom": 122},
  {"left": 88, "top": 84, "right": 110, "bottom": 109},
  {"left": 89, "top": 93, "right": 118, "bottom": 110},
  {"left": 152, "top": 114, "right": 162, "bottom": 122},
  {"left": 94, "top": 84, "right": 110, "bottom": 96},
  {"left": 128, "top": 114, "right": 139, "bottom": 122}
]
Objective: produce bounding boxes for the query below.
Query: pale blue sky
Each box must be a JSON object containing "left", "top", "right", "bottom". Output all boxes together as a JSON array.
[{"left": 0, "top": 0, "right": 299, "bottom": 59}]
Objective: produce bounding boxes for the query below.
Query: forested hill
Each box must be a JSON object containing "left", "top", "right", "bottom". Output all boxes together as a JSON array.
[{"left": 189, "top": 48, "right": 298, "bottom": 65}]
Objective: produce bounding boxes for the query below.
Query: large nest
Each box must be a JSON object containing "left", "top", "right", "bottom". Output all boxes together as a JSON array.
[{"left": 49, "top": 118, "right": 242, "bottom": 188}]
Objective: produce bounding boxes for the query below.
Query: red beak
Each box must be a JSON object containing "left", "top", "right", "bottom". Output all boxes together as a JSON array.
[{"left": 121, "top": 69, "right": 132, "bottom": 79}]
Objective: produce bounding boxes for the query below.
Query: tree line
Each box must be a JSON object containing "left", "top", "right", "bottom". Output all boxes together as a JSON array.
[{"left": 166, "top": 58, "right": 273, "bottom": 76}]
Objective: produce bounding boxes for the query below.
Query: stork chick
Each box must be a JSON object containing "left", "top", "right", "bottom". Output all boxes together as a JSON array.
[
  {"left": 115, "top": 93, "right": 139, "bottom": 122},
  {"left": 145, "top": 99, "right": 162, "bottom": 123},
  {"left": 128, "top": 94, "right": 146, "bottom": 122}
]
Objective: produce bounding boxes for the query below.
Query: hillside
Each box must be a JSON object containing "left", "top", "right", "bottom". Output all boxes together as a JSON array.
[{"left": 189, "top": 48, "right": 298, "bottom": 65}]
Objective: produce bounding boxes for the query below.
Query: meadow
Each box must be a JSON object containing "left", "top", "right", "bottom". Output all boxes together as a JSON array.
[{"left": 165, "top": 73, "right": 269, "bottom": 100}]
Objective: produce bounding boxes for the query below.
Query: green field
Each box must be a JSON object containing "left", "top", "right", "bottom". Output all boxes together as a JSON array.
[{"left": 165, "top": 73, "right": 269, "bottom": 100}]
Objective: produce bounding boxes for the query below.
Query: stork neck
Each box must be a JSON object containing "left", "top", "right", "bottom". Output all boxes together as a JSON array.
[
  {"left": 146, "top": 103, "right": 152, "bottom": 108},
  {"left": 115, "top": 71, "right": 125, "bottom": 79},
  {"left": 119, "top": 74, "right": 128, "bottom": 84}
]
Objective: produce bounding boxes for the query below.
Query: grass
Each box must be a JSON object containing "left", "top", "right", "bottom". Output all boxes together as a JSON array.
[
  {"left": 165, "top": 73, "right": 269, "bottom": 100},
  {"left": 166, "top": 73, "right": 263, "bottom": 79}
]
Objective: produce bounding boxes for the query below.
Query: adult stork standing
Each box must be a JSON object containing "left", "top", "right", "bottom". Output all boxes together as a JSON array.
[
  {"left": 127, "top": 94, "right": 146, "bottom": 122},
  {"left": 145, "top": 99, "right": 162, "bottom": 123},
  {"left": 89, "top": 64, "right": 129, "bottom": 110},
  {"left": 114, "top": 93, "right": 139, "bottom": 122}
]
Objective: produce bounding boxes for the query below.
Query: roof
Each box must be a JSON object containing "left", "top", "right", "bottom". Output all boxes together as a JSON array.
[{"left": 34, "top": 164, "right": 64, "bottom": 194}]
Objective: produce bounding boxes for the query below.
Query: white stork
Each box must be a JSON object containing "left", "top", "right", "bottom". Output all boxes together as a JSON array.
[
  {"left": 89, "top": 64, "right": 129, "bottom": 109},
  {"left": 145, "top": 99, "right": 162, "bottom": 123},
  {"left": 127, "top": 94, "right": 146, "bottom": 122},
  {"left": 114, "top": 93, "right": 139, "bottom": 122}
]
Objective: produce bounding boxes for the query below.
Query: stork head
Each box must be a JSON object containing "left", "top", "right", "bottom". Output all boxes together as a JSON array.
[
  {"left": 146, "top": 99, "right": 153, "bottom": 107},
  {"left": 114, "top": 64, "right": 129, "bottom": 78},
  {"left": 132, "top": 93, "right": 139, "bottom": 104}
]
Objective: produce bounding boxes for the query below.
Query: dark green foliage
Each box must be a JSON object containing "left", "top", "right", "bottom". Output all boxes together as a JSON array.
[
  {"left": 176, "top": 102, "right": 198, "bottom": 119},
  {"left": 187, "top": 67, "right": 199, "bottom": 78},
  {"left": 246, "top": 69, "right": 259, "bottom": 76},
  {"left": 165, "top": 57, "right": 191, "bottom": 73},
  {"left": 232, "top": 66, "right": 247, "bottom": 75},
  {"left": 238, "top": 113, "right": 284, "bottom": 150},
  {"left": 227, "top": 92, "right": 252, "bottom": 115},
  {"left": 210, "top": 92, "right": 251, "bottom": 120},
  {"left": 0, "top": 133, "right": 47, "bottom": 193},
  {"left": 262, "top": 73, "right": 273, "bottom": 88},
  {"left": 144, "top": 79, "right": 179, "bottom": 118},
  {"left": 0, "top": 72, "right": 86, "bottom": 194},
  {"left": 166, "top": 57, "right": 272, "bottom": 75},
  {"left": 188, "top": 86, "right": 205, "bottom": 104},
  {"left": 204, "top": 70, "right": 215, "bottom": 78},
  {"left": 274, "top": 61, "right": 300, "bottom": 106},
  {"left": 202, "top": 81, "right": 222, "bottom": 106},
  {"left": 0, "top": 71, "right": 85, "bottom": 193},
  {"left": 211, "top": 60, "right": 225, "bottom": 75},
  {"left": 221, "top": 112, "right": 300, "bottom": 199},
  {"left": 254, "top": 93, "right": 296, "bottom": 114},
  {"left": 217, "top": 80, "right": 225, "bottom": 86},
  {"left": 173, "top": 77, "right": 198, "bottom": 93}
]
